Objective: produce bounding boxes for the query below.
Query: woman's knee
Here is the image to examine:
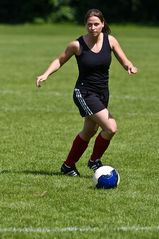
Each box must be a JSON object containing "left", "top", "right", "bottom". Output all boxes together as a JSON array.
[
  {"left": 102, "top": 121, "right": 117, "bottom": 139},
  {"left": 109, "top": 122, "right": 118, "bottom": 135}
]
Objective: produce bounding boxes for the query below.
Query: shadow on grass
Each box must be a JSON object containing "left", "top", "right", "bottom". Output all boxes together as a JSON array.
[{"left": 0, "top": 169, "right": 91, "bottom": 179}]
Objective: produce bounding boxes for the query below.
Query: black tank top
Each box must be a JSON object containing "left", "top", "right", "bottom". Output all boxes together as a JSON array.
[{"left": 75, "top": 33, "right": 112, "bottom": 92}]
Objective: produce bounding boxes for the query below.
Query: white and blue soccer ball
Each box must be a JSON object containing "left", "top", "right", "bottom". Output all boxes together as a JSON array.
[{"left": 93, "top": 165, "right": 120, "bottom": 189}]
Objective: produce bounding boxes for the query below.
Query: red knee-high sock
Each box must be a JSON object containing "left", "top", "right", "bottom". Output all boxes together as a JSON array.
[
  {"left": 90, "top": 133, "right": 110, "bottom": 161},
  {"left": 64, "top": 134, "right": 88, "bottom": 167}
]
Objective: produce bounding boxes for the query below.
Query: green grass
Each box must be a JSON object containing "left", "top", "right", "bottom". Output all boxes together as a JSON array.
[{"left": 0, "top": 23, "right": 159, "bottom": 239}]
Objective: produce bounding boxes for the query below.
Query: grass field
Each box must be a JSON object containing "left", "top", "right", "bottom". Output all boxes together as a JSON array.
[{"left": 0, "top": 23, "right": 159, "bottom": 239}]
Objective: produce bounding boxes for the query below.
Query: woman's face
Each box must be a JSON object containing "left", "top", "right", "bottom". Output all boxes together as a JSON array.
[{"left": 86, "top": 16, "right": 104, "bottom": 36}]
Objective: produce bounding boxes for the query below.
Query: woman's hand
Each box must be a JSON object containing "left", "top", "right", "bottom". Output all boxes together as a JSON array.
[
  {"left": 127, "top": 65, "right": 138, "bottom": 74},
  {"left": 36, "top": 74, "right": 48, "bottom": 87}
]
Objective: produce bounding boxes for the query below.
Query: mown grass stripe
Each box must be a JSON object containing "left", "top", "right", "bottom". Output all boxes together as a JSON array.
[
  {"left": 0, "top": 227, "right": 96, "bottom": 233},
  {"left": 118, "top": 225, "right": 159, "bottom": 232}
]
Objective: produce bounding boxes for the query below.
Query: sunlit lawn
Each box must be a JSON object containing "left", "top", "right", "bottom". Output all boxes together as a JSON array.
[{"left": 0, "top": 23, "right": 159, "bottom": 239}]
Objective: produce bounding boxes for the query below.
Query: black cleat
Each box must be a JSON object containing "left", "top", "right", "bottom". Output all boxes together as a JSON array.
[
  {"left": 88, "top": 159, "right": 103, "bottom": 172},
  {"left": 61, "top": 163, "right": 80, "bottom": 176}
]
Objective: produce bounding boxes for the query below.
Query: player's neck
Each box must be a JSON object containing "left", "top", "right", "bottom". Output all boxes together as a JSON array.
[{"left": 85, "top": 32, "right": 103, "bottom": 44}]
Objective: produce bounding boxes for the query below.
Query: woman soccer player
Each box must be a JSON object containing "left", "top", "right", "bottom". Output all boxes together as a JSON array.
[{"left": 36, "top": 9, "right": 138, "bottom": 176}]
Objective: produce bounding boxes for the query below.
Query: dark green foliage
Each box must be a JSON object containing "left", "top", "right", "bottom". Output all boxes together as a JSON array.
[
  {"left": 0, "top": 0, "right": 159, "bottom": 24},
  {"left": 0, "top": 0, "right": 74, "bottom": 24},
  {"left": 0, "top": 0, "right": 53, "bottom": 23},
  {"left": 73, "top": 0, "right": 159, "bottom": 24}
]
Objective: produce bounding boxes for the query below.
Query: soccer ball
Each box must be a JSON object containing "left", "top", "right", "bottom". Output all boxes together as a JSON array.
[{"left": 93, "top": 166, "right": 120, "bottom": 189}]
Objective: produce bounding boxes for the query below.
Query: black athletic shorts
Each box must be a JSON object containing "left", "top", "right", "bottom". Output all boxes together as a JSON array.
[{"left": 73, "top": 87, "right": 109, "bottom": 117}]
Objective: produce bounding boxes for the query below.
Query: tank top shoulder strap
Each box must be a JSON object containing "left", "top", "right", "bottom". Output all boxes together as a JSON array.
[
  {"left": 76, "top": 36, "right": 88, "bottom": 50},
  {"left": 103, "top": 33, "right": 111, "bottom": 51}
]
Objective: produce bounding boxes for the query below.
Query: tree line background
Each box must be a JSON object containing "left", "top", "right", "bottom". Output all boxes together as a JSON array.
[{"left": 0, "top": 0, "right": 158, "bottom": 24}]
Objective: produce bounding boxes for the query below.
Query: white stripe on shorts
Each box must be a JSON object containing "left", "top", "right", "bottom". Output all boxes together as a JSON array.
[{"left": 74, "top": 88, "right": 93, "bottom": 115}]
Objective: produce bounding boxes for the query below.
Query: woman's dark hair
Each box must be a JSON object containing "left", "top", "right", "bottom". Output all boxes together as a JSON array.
[{"left": 84, "top": 9, "right": 111, "bottom": 34}]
